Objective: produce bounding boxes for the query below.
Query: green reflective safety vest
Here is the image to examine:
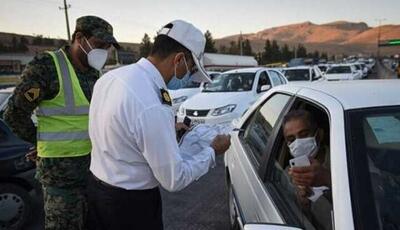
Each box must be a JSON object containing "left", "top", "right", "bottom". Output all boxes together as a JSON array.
[{"left": 36, "top": 49, "right": 91, "bottom": 158}]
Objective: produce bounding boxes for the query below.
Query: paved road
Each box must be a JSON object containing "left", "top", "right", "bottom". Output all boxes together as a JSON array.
[
  {"left": 368, "top": 61, "right": 397, "bottom": 79},
  {"left": 25, "top": 156, "right": 229, "bottom": 230}
]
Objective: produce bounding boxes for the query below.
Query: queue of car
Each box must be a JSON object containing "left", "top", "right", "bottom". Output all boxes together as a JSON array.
[{"left": 176, "top": 67, "right": 288, "bottom": 126}]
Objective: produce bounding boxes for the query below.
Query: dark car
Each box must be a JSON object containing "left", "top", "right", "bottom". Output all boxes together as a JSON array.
[{"left": 0, "top": 119, "right": 38, "bottom": 230}]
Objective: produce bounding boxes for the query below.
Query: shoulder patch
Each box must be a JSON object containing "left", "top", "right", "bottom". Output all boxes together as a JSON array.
[
  {"left": 24, "top": 88, "right": 40, "bottom": 102},
  {"left": 160, "top": 88, "right": 172, "bottom": 106}
]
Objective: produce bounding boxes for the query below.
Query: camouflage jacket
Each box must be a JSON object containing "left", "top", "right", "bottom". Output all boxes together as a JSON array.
[
  {"left": 4, "top": 46, "right": 98, "bottom": 187},
  {"left": 4, "top": 46, "right": 98, "bottom": 144}
]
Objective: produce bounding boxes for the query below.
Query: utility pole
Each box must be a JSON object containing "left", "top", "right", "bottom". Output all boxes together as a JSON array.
[
  {"left": 59, "top": 0, "right": 71, "bottom": 41},
  {"left": 239, "top": 31, "right": 243, "bottom": 56},
  {"left": 375, "top": 18, "right": 386, "bottom": 59}
]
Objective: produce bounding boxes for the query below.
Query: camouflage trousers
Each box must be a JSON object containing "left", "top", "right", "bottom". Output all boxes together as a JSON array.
[
  {"left": 42, "top": 186, "right": 87, "bottom": 230},
  {"left": 36, "top": 155, "right": 90, "bottom": 230}
]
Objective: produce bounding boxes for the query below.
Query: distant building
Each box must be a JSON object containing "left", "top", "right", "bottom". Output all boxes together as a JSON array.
[
  {"left": 0, "top": 54, "right": 34, "bottom": 74},
  {"left": 203, "top": 53, "right": 258, "bottom": 72}
]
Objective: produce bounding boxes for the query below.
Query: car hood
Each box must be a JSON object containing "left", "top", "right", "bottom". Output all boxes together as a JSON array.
[
  {"left": 169, "top": 88, "right": 201, "bottom": 99},
  {"left": 181, "top": 91, "right": 255, "bottom": 110}
]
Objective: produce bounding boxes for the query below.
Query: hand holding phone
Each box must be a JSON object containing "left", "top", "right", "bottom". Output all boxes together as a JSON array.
[{"left": 289, "top": 155, "right": 310, "bottom": 168}]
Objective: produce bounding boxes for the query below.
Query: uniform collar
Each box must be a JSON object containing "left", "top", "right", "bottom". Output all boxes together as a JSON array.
[{"left": 136, "top": 58, "right": 167, "bottom": 89}]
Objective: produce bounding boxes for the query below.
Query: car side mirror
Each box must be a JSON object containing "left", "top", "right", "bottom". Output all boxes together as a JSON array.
[
  {"left": 244, "top": 224, "right": 303, "bottom": 230},
  {"left": 258, "top": 84, "right": 271, "bottom": 93}
]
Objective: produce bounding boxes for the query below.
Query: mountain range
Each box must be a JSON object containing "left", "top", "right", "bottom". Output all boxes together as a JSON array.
[{"left": 215, "top": 21, "right": 400, "bottom": 56}]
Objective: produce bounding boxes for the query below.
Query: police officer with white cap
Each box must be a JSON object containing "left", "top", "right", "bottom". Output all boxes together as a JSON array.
[{"left": 87, "top": 20, "right": 231, "bottom": 230}]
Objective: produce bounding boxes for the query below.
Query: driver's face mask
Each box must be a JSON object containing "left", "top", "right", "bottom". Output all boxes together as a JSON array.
[{"left": 288, "top": 131, "right": 319, "bottom": 158}]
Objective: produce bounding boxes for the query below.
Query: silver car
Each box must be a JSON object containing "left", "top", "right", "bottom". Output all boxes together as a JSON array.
[{"left": 225, "top": 80, "right": 400, "bottom": 230}]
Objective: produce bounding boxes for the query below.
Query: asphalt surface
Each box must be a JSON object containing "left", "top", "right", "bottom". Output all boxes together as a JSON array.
[
  {"left": 23, "top": 62, "right": 397, "bottom": 230},
  {"left": 25, "top": 156, "right": 229, "bottom": 230}
]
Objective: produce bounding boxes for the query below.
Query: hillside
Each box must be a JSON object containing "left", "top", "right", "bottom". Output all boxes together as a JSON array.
[{"left": 216, "top": 21, "right": 400, "bottom": 55}]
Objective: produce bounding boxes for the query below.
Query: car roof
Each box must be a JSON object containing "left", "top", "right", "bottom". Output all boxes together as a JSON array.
[
  {"left": 330, "top": 64, "right": 354, "bottom": 67},
  {"left": 223, "top": 67, "right": 266, "bottom": 74},
  {"left": 284, "top": 65, "right": 313, "bottom": 70},
  {"left": 275, "top": 80, "right": 400, "bottom": 110},
  {"left": 0, "top": 87, "right": 15, "bottom": 93}
]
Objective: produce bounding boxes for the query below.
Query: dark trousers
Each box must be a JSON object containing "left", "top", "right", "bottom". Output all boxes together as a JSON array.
[{"left": 87, "top": 173, "right": 163, "bottom": 230}]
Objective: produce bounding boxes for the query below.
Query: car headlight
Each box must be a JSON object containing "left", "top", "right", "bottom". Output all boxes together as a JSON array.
[
  {"left": 211, "top": 104, "right": 236, "bottom": 116},
  {"left": 172, "top": 96, "right": 188, "bottom": 104}
]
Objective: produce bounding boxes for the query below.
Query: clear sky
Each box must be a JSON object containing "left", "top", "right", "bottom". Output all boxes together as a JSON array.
[{"left": 1, "top": 0, "right": 399, "bottom": 43}]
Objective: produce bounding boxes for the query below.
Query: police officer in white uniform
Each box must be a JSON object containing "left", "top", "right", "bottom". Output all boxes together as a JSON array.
[{"left": 87, "top": 20, "right": 231, "bottom": 230}]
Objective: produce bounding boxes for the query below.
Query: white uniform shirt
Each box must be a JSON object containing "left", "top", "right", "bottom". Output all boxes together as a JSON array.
[{"left": 89, "top": 58, "right": 215, "bottom": 191}]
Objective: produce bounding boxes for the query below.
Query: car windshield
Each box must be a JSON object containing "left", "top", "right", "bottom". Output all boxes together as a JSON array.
[
  {"left": 284, "top": 69, "right": 310, "bottom": 81},
  {"left": 0, "top": 93, "right": 11, "bottom": 105},
  {"left": 181, "top": 81, "right": 201, "bottom": 89},
  {"left": 354, "top": 65, "right": 361, "bottom": 70},
  {"left": 202, "top": 72, "right": 255, "bottom": 92},
  {"left": 347, "top": 106, "right": 400, "bottom": 229},
  {"left": 326, "top": 66, "right": 351, "bottom": 74}
]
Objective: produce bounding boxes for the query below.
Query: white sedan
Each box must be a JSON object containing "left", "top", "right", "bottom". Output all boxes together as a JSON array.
[
  {"left": 169, "top": 72, "right": 220, "bottom": 114},
  {"left": 0, "top": 87, "right": 14, "bottom": 115},
  {"left": 225, "top": 80, "right": 400, "bottom": 230},
  {"left": 177, "top": 68, "right": 287, "bottom": 125},
  {"left": 324, "top": 64, "right": 362, "bottom": 80},
  {"left": 283, "top": 66, "right": 324, "bottom": 82}
]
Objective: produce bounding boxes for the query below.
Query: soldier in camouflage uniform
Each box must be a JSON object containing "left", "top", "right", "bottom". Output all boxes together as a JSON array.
[{"left": 4, "top": 16, "right": 119, "bottom": 230}]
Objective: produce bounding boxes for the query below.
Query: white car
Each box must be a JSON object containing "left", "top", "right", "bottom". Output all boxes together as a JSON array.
[
  {"left": 177, "top": 68, "right": 287, "bottom": 125},
  {"left": 317, "top": 64, "right": 330, "bottom": 75},
  {"left": 324, "top": 64, "right": 362, "bottom": 80},
  {"left": 353, "top": 63, "right": 368, "bottom": 78},
  {"left": 225, "top": 80, "right": 400, "bottom": 230},
  {"left": 169, "top": 72, "right": 221, "bottom": 114},
  {"left": 283, "top": 66, "right": 324, "bottom": 82},
  {"left": 0, "top": 87, "right": 14, "bottom": 115},
  {"left": 0, "top": 87, "right": 37, "bottom": 124}
]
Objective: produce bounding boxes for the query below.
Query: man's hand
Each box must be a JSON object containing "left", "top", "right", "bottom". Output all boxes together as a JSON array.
[
  {"left": 289, "top": 158, "right": 331, "bottom": 187},
  {"left": 296, "top": 186, "right": 312, "bottom": 209},
  {"left": 25, "top": 146, "right": 38, "bottom": 162},
  {"left": 211, "top": 134, "right": 231, "bottom": 155},
  {"left": 175, "top": 122, "right": 190, "bottom": 132}
]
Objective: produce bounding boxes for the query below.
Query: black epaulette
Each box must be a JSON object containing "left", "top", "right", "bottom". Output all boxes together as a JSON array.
[{"left": 160, "top": 88, "right": 172, "bottom": 106}]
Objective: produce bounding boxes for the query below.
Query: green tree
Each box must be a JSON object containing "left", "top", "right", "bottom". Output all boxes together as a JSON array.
[
  {"left": 32, "top": 35, "right": 43, "bottom": 45},
  {"left": 296, "top": 44, "right": 307, "bottom": 58},
  {"left": 271, "top": 40, "right": 281, "bottom": 62},
  {"left": 228, "top": 41, "right": 238, "bottom": 55},
  {"left": 242, "top": 39, "right": 253, "bottom": 56},
  {"left": 261, "top": 39, "right": 272, "bottom": 64},
  {"left": 12, "top": 36, "right": 18, "bottom": 51},
  {"left": 321, "top": 52, "right": 328, "bottom": 60},
  {"left": 313, "top": 50, "right": 320, "bottom": 59},
  {"left": 219, "top": 45, "right": 227, "bottom": 54},
  {"left": 139, "top": 33, "right": 152, "bottom": 58},
  {"left": 281, "top": 44, "right": 293, "bottom": 62},
  {"left": 204, "top": 30, "right": 217, "bottom": 53}
]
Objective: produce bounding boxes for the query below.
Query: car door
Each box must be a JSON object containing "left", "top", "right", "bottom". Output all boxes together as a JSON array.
[{"left": 227, "top": 92, "right": 293, "bottom": 224}]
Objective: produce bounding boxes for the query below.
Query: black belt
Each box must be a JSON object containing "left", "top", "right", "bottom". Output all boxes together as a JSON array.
[
  {"left": 91, "top": 173, "right": 127, "bottom": 190},
  {"left": 91, "top": 173, "right": 159, "bottom": 193}
]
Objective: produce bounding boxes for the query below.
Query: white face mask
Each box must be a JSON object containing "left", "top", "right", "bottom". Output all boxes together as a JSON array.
[
  {"left": 288, "top": 133, "right": 319, "bottom": 158},
  {"left": 79, "top": 37, "right": 108, "bottom": 71},
  {"left": 174, "top": 55, "right": 190, "bottom": 80}
]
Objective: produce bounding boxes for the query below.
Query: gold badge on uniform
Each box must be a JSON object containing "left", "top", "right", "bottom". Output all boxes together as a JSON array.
[
  {"left": 24, "top": 88, "right": 40, "bottom": 102},
  {"left": 160, "top": 88, "right": 172, "bottom": 106}
]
